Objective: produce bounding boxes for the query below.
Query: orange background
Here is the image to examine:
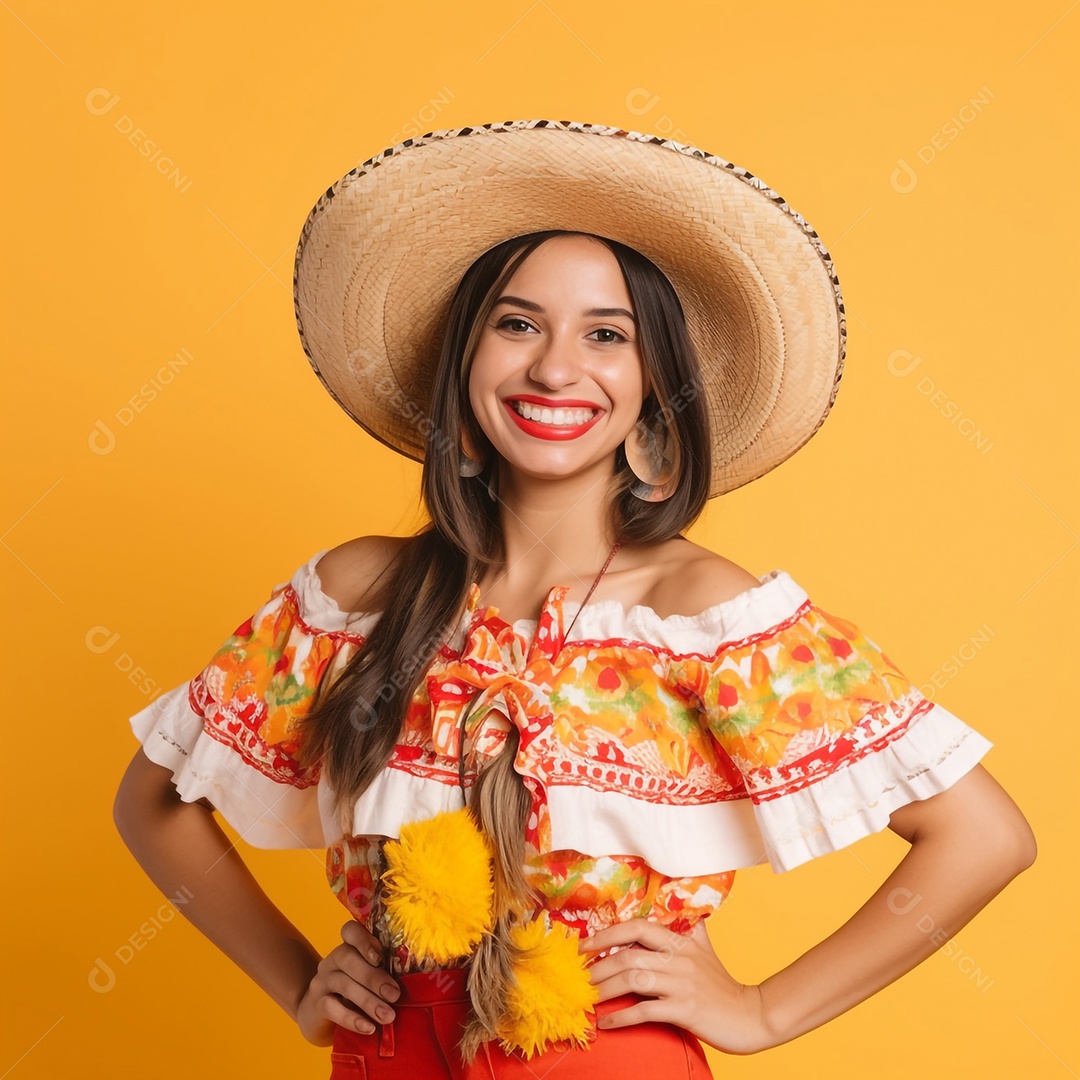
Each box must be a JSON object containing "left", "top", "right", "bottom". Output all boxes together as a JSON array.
[{"left": 2, "top": 1, "right": 1076, "bottom": 1076}]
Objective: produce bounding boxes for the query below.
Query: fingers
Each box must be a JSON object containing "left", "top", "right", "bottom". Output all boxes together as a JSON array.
[
  {"left": 323, "top": 968, "right": 399, "bottom": 1029},
  {"left": 321, "top": 946, "right": 399, "bottom": 1009},
  {"left": 320, "top": 991, "right": 379, "bottom": 1036},
  {"left": 305, "top": 920, "right": 401, "bottom": 1037},
  {"left": 580, "top": 916, "right": 680, "bottom": 956},
  {"left": 340, "top": 919, "right": 385, "bottom": 966},
  {"left": 596, "top": 998, "right": 668, "bottom": 1030},
  {"left": 590, "top": 955, "right": 679, "bottom": 1003}
]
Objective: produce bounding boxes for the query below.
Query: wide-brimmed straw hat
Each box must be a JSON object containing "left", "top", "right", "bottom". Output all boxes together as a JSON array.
[{"left": 292, "top": 119, "right": 846, "bottom": 498}]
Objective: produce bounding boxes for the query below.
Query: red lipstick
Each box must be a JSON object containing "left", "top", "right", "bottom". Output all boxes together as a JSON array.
[{"left": 502, "top": 398, "right": 604, "bottom": 441}]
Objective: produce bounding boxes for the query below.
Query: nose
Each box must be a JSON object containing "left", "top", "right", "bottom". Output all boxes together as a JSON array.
[{"left": 526, "top": 328, "right": 583, "bottom": 389}]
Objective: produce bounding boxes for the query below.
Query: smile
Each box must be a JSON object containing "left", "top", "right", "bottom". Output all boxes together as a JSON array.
[{"left": 503, "top": 399, "right": 604, "bottom": 440}]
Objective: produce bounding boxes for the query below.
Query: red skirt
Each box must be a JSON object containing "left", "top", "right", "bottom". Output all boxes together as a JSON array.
[{"left": 328, "top": 966, "right": 714, "bottom": 1079}]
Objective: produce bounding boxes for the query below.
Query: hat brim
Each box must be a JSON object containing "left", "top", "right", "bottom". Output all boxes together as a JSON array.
[{"left": 293, "top": 120, "right": 846, "bottom": 498}]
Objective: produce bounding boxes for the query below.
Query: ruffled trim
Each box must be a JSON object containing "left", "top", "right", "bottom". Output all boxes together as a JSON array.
[
  {"left": 559, "top": 568, "right": 810, "bottom": 655},
  {"left": 459, "top": 567, "right": 809, "bottom": 656},
  {"left": 345, "top": 692, "right": 992, "bottom": 876},
  {"left": 126, "top": 550, "right": 374, "bottom": 850},
  {"left": 129, "top": 681, "right": 334, "bottom": 849},
  {"left": 745, "top": 698, "right": 993, "bottom": 873}
]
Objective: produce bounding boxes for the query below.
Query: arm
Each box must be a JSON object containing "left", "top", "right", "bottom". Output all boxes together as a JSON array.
[
  {"left": 582, "top": 763, "right": 1035, "bottom": 1055},
  {"left": 114, "top": 747, "right": 402, "bottom": 1045},
  {"left": 756, "top": 763, "right": 1037, "bottom": 1048},
  {"left": 112, "top": 746, "right": 322, "bottom": 1022}
]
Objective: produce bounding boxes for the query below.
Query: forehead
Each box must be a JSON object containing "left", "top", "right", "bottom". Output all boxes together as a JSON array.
[{"left": 504, "top": 235, "right": 628, "bottom": 291}]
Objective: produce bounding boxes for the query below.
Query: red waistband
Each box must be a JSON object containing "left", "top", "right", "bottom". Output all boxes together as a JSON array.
[{"left": 392, "top": 965, "right": 470, "bottom": 1006}]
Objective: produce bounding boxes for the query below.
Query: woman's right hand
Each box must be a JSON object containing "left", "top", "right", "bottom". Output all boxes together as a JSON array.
[{"left": 296, "top": 920, "right": 401, "bottom": 1047}]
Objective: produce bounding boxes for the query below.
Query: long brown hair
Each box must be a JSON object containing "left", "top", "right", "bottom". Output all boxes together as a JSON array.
[{"left": 297, "top": 229, "right": 713, "bottom": 1059}]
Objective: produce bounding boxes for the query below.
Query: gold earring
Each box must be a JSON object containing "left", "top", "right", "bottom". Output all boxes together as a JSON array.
[{"left": 624, "top": 416, "right": 680, "bottom": 502}]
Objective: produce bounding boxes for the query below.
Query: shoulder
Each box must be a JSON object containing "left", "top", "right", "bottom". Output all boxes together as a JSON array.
[
  {"left": 640, "top": 537, "right": 762, "bottom": 619},
  {"left": 312, "top": 535, "right": 411, "bottom": 613}
]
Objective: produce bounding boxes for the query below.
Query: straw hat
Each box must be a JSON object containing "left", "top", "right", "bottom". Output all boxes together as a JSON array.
[{"left": 292, "top": 119, "right": 846, "bottom": 498}]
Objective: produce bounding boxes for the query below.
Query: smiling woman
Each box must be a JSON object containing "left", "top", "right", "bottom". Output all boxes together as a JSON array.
[{"left": 116, "top": 119, "right": 1033, "bottom": 1079}]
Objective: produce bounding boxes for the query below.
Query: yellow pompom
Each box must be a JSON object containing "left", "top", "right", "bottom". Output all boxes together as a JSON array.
[
  {"left": 381, "top": 807, "right": 495, "bottom": 965},
  {"left": 496, "top": 915, "right": 600, "bottom": 1059}
]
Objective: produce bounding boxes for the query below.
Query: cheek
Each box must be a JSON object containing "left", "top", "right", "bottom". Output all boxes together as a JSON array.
[{"left": 468, "top": 342, "right": 515, "bottom": 410}]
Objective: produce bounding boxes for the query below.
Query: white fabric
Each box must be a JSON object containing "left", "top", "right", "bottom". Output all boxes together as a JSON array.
[
  {"left": 129, "top": 679, "right": 331, "bottom": 849},
  {"left": 749, "top": 698, "right": 993, "bottom": 872},
  {"left": 127, "top": 549, "right": 994, "bottom": 870}
]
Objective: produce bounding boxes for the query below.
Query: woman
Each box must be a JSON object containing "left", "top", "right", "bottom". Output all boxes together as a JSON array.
[{"left": 114, "top": 121, "right": 1035, "bottom": 1079}]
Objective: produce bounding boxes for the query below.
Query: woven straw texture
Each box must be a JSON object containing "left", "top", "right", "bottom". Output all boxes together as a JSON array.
[{"left": 293, "top": 119, "right": 846, "bottom": 498}]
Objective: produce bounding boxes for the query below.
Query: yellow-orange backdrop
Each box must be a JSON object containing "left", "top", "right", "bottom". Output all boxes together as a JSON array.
[{"left": 2, "top": 1, "right": 1075, "bottom": 1077}]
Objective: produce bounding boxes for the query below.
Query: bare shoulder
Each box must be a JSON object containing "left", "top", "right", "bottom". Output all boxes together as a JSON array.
[
  {"left": 642, "top": 537, "right": 762, "bottom": 619},
  {"left": 313, "top": 535, "right": 411, "bottom": 612}
]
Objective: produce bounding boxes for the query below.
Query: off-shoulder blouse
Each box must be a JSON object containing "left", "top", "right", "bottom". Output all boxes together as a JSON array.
[{"left": 127, "top": 548, "right": 993, "bottom": 972}]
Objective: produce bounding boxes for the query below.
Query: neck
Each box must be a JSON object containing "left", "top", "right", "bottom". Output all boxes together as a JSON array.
[{"left": 488, "top": 457, "right": 619, "bottom": 589}]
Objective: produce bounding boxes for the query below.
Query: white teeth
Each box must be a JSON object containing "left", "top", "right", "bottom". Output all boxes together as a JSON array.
[{"left": 512, "top": 401, "right": 598, "bottom": 426}]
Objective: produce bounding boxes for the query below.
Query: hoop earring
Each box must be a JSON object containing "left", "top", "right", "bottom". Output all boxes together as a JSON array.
[
  {"left": 624, "top": 416, "right": 681, "bottom": 503},
  {"left": 458, "top": 429, "right": 485, "bottom": 478},
  {"left": 459, "top": 450, "right": 483, "bottom": 477}
]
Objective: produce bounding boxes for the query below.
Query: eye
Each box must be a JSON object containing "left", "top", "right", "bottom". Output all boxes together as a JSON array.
[
  {"left": 495, "top": 317, "right": 536, "bottom": 333},
  {"left": 590, "top": 327, "right": 628, "bottom": 343}
]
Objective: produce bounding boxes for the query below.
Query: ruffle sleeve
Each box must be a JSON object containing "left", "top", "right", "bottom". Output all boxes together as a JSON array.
[
  {"left": 670, "top": 573, "right": 994, "bottom": 873},
  {"left": 127, "top": 550, "right": 370, "bottom": 849}
]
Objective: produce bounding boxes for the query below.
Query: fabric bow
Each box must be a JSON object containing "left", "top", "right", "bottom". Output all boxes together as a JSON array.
[{"left": 425, "top": 586, "right": 567, "bottom": 785}]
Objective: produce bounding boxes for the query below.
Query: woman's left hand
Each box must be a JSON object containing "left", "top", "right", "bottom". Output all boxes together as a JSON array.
[{"left": 579, "top": 917, "right": 773, "bottom": 1056}]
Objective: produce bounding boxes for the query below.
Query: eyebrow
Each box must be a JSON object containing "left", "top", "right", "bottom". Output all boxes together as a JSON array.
[{"left": 492, "top": 295, "right": 636, "bottom": 322}]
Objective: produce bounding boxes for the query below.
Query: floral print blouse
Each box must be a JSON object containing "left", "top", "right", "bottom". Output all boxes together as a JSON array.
[{"left": 128, "top": 548, "right": 993, "bottom": 973}]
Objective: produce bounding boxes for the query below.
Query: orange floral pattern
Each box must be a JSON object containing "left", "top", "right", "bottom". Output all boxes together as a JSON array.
[
  {"left": 190, "top": 581, "right": 365, "bottom": 787},
  {"left": 178, "top": 561, "right": 983, "bottom": 974}
]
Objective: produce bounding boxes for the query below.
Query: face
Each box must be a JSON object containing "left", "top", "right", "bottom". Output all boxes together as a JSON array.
[{"left": 468, "top": 234, "right": 650, "bottom": 485}]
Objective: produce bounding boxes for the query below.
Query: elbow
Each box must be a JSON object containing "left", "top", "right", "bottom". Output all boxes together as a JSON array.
[
  {"left": 981, "top": 816, "right": 1037, "bottom": 881},
  {"left": 112, "top": 747, "right": 182, "bottom": 847},
  {"left": 1008, "top": 819, "right": 1038, "bottom": 873}
]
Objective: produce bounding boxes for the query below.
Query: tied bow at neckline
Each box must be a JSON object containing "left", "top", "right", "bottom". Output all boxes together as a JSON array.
[
  {"left": 425, "top": 582, "right": 572, "bottom": 795},
  {"left": 427, "top": 539, "right": 622, "bottom": 798}
]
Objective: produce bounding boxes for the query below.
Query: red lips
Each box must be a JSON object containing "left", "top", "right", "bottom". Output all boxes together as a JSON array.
[{"left": 502, "top": 399, "right": 604, "bottom": 441}]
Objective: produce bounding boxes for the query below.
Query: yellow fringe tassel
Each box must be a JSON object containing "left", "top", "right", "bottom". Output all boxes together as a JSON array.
[
  {"left": 496, "top": 914, "right": 600, "bottom": 1059},
  {"left": 381, "top": 807, "right": 495, "bottom": 965}
]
